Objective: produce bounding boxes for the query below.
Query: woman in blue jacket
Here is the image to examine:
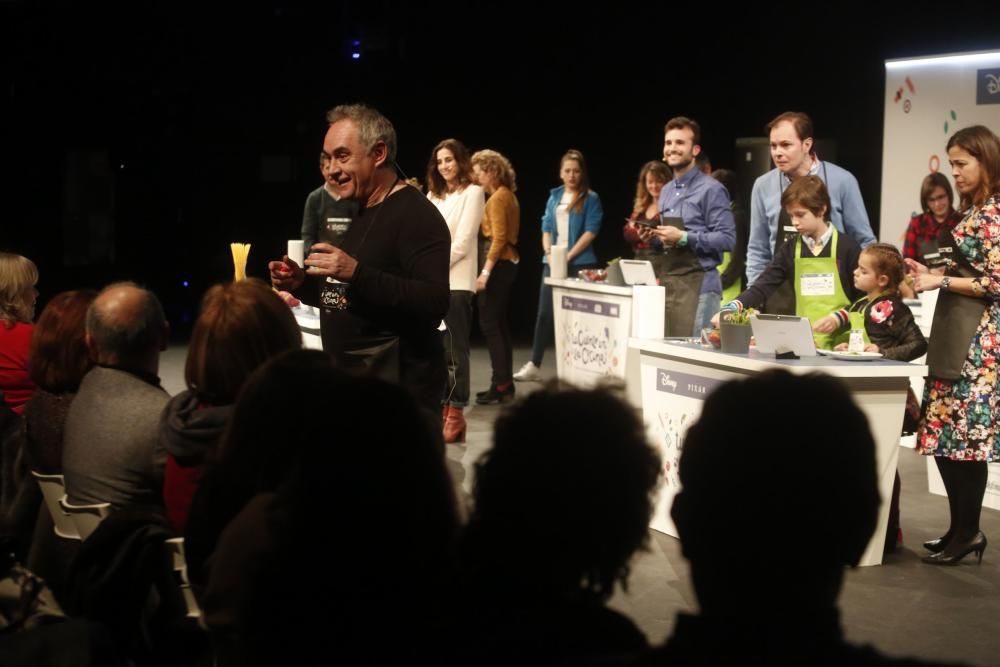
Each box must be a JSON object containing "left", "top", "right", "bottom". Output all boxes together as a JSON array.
[{"left": 514, "top": 150, "right": 603, "bottom": 382}]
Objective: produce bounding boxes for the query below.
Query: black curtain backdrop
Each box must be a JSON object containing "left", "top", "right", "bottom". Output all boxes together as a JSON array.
[{"left": 4, "top": 1, "right": 998, "bottom": 339}]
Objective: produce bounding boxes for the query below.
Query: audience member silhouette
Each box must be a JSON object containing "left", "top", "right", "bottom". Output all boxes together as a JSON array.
[
  {"left": 454, "top": 384, "right": 660, "bottom": 664},
  {"left": 0, "top": 252, "right": 39, "bottom": 416},
  {"left": 641, "top": 370, "right": 964, "bottom": 666},
  {"left": 8, "top": 290, "right": 96, "bottom": 592},
  {"left": 159, "top": 279, "right": 300, "bottom": 534},
  {"left": 61, "top": 283, "right": 170, "bottom": 510},
  {"left": 187, "top": 349, "right": 460, "bottom": 665}
]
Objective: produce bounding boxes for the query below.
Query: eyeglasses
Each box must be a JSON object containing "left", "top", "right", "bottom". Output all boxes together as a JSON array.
[{"left": 927, "top": 193, "right": 950, "bottom": 203}]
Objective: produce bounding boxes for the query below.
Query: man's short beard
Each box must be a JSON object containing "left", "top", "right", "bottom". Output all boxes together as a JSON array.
[{"left": 670, "top": 157, "right": 693, "bottom": 174}]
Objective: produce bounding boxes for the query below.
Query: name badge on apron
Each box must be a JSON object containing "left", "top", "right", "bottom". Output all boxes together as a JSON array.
[{"left": 800, "top": 273, "right": 835, "bottom": 296}]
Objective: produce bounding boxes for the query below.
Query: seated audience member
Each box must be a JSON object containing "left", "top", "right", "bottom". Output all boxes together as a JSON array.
[
  {"left": 23, "top": 291, "right": 98, "bottom": 474},
  {"left": 454, "top": 384, "right": 660, "bottom": 663},
  {"left": 3, "top": 291, "right": 95, "bottom": 566},
  {"left": 62, "top": 283, "right": 170, "bottom": 510},
  {"left": 642, "top": 371, "right": 960, "bottom": 666},
  {"left": 191, "top": 349, "right": 459, "bottom": 664},
  {"left": 0, "top": 253, "right": 39, "bottom": 415},
  {"left": 160, "top": 279, "right": 301, "bottom": 534}
]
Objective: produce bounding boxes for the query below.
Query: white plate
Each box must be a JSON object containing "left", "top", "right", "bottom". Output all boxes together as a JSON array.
[{"left": 817, "top": 349, "right": 884, "bottom": 361}]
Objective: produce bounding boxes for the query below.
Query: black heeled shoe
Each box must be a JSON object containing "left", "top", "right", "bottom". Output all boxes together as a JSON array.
[
  {"left": 923, "top": 535, "right": 951, "bottom": 553},
  {"left": 921, "top": 531, "right": 987, "bottom": 565},
  {"left": 475, "top": 383, "right": 515, "bottom": 405}
]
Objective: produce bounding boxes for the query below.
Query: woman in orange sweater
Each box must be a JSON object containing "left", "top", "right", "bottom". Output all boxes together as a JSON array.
[{"left": 471, "top": 150, "right": 520, "bottom": 406}]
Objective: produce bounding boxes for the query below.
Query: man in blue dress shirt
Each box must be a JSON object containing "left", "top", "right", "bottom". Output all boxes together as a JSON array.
[
  {"left": 746, "top": 111, "right": 876, "bottom": 288},
  {"left": 639, "top": 117, "right": 735, "bottom": 337}
]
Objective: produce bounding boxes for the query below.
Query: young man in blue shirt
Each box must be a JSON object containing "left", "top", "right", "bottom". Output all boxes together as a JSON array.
[{"left": 638, "top": 116, "right": 735, "bottom": 337}]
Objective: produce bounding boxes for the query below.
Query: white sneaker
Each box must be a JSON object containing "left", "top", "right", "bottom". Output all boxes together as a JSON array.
[{"left": 513, "top": 361, "right": 542, "bottom": 382}]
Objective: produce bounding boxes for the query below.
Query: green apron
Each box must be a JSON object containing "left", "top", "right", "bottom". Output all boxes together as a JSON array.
[
  {"left": 833, "top": 294, "right": 876, "bottom": 348},
  {"left": 718, "top": 251, "right": 741, "bottom": 304},
  {"left": 793, "top": 228, "right": 850, "bottom": 350}
]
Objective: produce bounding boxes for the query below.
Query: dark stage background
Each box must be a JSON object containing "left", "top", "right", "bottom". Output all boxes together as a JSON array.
[{"left": 3, "top": 1, "right": 998, "bottom": 340}]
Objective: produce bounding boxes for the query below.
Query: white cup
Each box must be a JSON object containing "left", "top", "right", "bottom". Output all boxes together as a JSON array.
[
  {"left": 287, "top": 240, "right": 304, "bottom": 268},
  {"left": 550, "top": 244, "right": 568, "bottom": 279}
]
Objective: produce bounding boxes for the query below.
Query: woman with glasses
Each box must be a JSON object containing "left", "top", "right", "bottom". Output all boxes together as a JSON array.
[{"left": 902, "top": 172, "right": 963, "bottom": 272}]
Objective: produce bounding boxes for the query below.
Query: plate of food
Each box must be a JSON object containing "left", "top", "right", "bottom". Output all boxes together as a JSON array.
[
  {"left": 577, "top": 268, "right": 607, "bottom": 283},
  {"left": 817, "top": 349, "right": 884, "bottom": 361}
]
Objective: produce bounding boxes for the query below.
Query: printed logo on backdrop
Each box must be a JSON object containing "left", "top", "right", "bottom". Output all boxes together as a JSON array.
[
  {"left": 655, "top": 369, "right": 722, "bottom": 399},
  {"left": 977, "top": 69, "right": 1000, "bottom": 105},
  {"left": 560, "top": 296, "right": 620, "bottom": 318}
]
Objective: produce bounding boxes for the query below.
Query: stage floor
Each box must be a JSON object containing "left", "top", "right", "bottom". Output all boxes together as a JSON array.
[{"left": 160, "top": 343, "right": 1000, "bottom": 666}]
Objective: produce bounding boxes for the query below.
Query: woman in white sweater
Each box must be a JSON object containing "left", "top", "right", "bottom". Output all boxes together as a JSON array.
[{"left": 426, "top": 139, "right": 485, "bottom": 443}]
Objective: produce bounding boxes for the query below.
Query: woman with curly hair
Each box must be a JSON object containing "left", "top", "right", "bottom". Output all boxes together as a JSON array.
[
  {"left": 624, "top": 160, "right": 670, "bottom": 267},
  {"left": 906, "top": 125, "right": 1000, "bottom": 565},
  {"left": 426, "top": 139, "right": 484, "bottom": 441},
  {"left": 0, "top": 253, "right": 39, "bottom": 415},
  {"left": 470, "top": 149, "right": 520, "bottom": 405}
]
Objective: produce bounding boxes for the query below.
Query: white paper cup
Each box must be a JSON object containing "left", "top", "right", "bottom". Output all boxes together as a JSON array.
[
  {"left": 287, "top": 240, "right": 304, "bottom": 268},
  {"left": 550, "top": 245, "right": 568, "bottom": 279}
]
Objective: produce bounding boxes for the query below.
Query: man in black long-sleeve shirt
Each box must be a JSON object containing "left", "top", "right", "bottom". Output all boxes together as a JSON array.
[{"left": 270, "top": 104, "right": 450, "bottom": 415}]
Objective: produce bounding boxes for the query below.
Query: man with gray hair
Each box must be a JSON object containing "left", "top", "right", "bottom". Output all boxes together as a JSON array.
[
  {"left": 269, "top": 104, "right": 451, "bottom": 417},
  {"left": 62, "top": 282, "right": 170, "bottom": 509}
]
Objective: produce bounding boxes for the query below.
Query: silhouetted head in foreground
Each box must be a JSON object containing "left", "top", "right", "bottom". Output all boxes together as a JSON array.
[
  {"left": 465, "top": 383, "right": 661, "bottom": 601},
  {"left": 672, "top": 370, "right": 879, "bottom": 616}
]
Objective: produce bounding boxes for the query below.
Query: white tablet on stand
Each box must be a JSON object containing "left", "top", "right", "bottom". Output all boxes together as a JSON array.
[
  {"left": 618, "top": 259, "right": 658, "bottom": 286},
  {"left": 750, "top": 314, "right": 818, "bottom": 357}
]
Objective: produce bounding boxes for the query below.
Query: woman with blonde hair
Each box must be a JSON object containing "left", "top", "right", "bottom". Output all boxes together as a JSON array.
[
  {"left": 0, "top": 253, "right": 39, "bottom": 415},
  {"left": 426, "top": 139, "right": 484, "bottom": 441},
  {"left": 470, "top": 149, "right": 520, "bottom": 405}
]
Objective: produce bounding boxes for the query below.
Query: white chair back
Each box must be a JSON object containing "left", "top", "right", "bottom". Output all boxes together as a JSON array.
[
  {"left": 165, "top": 537, "right": 202, "bottom": 621},
  {"left": 58, "top": 496, "right": 111, "bottom": 541},
  {"left": 30, "top": 471, "right": 79, "bottom": 540}
]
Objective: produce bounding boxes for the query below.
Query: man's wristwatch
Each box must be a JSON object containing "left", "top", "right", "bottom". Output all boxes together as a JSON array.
[{"left": 941, "top": 276, "right": 952, "bottom": 291}]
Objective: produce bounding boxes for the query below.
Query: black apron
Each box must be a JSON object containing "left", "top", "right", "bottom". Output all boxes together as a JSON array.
[
  {"left": 916, "top": 225, "right": 947, "bottom": 270},
  {"left": 660, "top": 242, "right": 705, "bottom": 338},
  {"left": 634, "top": 248, "right": 667, "bottom": 281},
  {"left": 319, "top": 179, "right": 403, "bottom": 385},
  {"left": 764, "top": 210, "right": 800, "bottom": 316},
  {"left": 926, "top": 220, "right": 988, "bottom": 380}
]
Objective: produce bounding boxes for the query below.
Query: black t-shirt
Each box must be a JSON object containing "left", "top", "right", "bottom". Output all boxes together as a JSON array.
[{"left": 310, "top": 184, "right": 450, "bottom": 411}]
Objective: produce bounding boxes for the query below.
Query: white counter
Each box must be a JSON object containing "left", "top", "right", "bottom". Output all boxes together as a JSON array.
[
  {"left": 545, "top": 278, "right": 664, "bottom": 387},
  {"left": 626, "top": 338, "right": 928, "bottom": 567}
]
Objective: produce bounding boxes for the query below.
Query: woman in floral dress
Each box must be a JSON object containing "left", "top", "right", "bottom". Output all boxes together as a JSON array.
[{"left": 906, "top": 125, "right": 1000, "bottom": 565}]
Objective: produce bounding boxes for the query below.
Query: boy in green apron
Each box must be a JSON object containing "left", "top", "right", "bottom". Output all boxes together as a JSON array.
[{"left": 712, "top": 175, "right": 862, "bottom": 349}]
